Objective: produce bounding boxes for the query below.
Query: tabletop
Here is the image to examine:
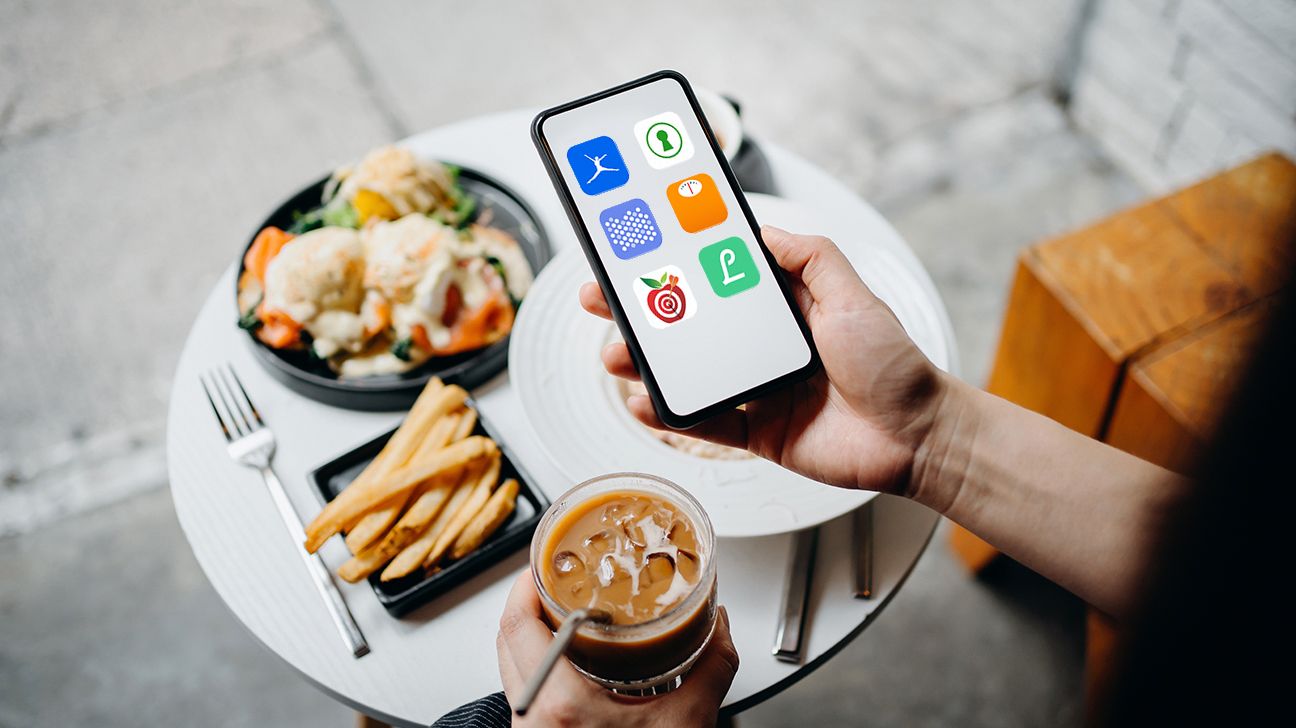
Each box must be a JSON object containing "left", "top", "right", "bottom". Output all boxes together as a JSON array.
[{"left": 167, "top": 108, "right": 955, "bottom": 726}]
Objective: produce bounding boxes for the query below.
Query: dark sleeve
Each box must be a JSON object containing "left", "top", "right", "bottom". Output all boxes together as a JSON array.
[{"left": 430, "top": 692, "right": 512, "bottom": 728}]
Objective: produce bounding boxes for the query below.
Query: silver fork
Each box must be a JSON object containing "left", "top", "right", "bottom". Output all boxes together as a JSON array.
[{"left": 201, "top": 364, "right": 369, "bottom": 658}]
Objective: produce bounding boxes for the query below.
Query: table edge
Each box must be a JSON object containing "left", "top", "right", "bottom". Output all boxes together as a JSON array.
[{"left": 720, "top": 507, "right": 940, "bottom": 716}]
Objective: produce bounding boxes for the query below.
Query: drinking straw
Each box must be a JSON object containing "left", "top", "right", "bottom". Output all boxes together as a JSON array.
[{"left": 514, "top": 608, "right": 613, "bottom": 716}]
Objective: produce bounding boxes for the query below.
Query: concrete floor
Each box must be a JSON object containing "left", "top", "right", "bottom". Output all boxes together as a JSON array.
[{"left": 2, "top": 1, "right": 1148, "bottom": 725}]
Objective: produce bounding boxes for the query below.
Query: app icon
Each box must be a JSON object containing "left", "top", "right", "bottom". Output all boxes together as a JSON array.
[
  {"left": 666, "top": 173, "right": 728, "bottom": 233},
  {"left": 566, "top": 136, "right": 629, "bottom": 195},
  {"left": 698, "top": 237, "right": 760, "bottom": 298},
  {"left": 633, "top": 265, "right": 697, "bottom": 328},
  {"left": 599, "top": 198, "right": 662, "bottom": 260},
  {"left": 633, "top": 112, "right": 694, "bottom": 169}
]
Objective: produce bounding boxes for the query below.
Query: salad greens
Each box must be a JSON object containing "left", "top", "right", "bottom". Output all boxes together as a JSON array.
[
  {"left": 390, "top": 336, "right": 414, "bottom": 362},
  {"left": 288, "top": 198, "right": 360, "bottom": 235},
  {"left": 237, "top": 297, "right": 263, "bottom": 331}
]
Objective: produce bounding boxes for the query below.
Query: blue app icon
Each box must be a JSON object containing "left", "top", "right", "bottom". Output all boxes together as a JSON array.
[
  {"left": 599, "top": 198, "right": 662, "bottom": 260},
  {"left": 567, "top": 136, "right": 629, "bottom": 195}
]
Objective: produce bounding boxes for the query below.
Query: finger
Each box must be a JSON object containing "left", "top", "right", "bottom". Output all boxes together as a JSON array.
[
  {"left": 601, "top": 343, "right": 641, "bottom": 382},
  {"left": 761, "top": 225, "right": 871, "bottom": 305},
  {"left": 579, "top": 282, "right": 613, "bottom": 320},
  {"left": 690, "top": 605, "right": 740, "bottom": 698},
  {"left": 660, "top": 605, "right": 740, "bottom": 710},
  {"left": 625, "top": 395, "right": 662, "bottom": 429},
  {"left": 786, "top": 274, "right": 814, "bottom": 319},
  {"left": 496, "top": 630, "right": 525, "bottom": 698},
  {"left": 498, "top": 571, "right": 561, "bottom": 678},
  {"left": 625, "top": 395, "right": 749, "bottom": 451},
  {"left": 498, "top": 571, "right": 589, "bottom": 695}
]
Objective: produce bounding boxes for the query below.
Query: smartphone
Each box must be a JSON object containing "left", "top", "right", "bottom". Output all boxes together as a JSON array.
[{"left": 532, "top": 70, "right": 819, "bottom": 429}]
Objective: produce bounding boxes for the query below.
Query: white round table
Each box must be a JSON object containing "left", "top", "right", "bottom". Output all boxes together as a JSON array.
[{"left": 167, "top": 109, "right": 955, "bottom": 726}]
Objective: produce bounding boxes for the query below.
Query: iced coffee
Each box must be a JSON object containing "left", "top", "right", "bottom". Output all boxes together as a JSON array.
[{"left": 531, "top": 473, "right": 717, "bottom": 692}]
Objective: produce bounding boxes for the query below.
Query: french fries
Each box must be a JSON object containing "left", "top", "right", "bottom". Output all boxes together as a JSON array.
[
  {"left": 337, "top": 482, "right": 455, "bottom": 583},
  {"left": 451, "top": 407, "right": 477, "bottom": 442},
  {"left": 303, "top": 377, "right": 521, "bottom": 586},
  {"left": 381, "top": 453, "right": 500, "bottom": 581},
  {"left": 360, "top": 381, "right": 456, "bottom": 486},
  {"left": 423, "top": 453, "right": 501, "bottom": 568},
  {"left": 382, "top": 476, "right": 475, "bottom": 581},
  {"left": 451, "top": 478, "right": 518, "bottom": 560},
  {"left": 343, "top": 409, "right": 463, "bottom": 553},
  {"left": 306, "top": 435, "right": 495, "bottom": 552},
  {"left": 305, "top": 382, "right": 467, "bottom": 552}
]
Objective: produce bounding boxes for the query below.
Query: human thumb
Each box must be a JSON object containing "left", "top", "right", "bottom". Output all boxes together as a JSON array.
[{"left": 761, "top": 225, "right": 870, "bottom": 307}]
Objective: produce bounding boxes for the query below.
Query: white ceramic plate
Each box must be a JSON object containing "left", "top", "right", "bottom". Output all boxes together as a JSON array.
[{"left": 510, "top": 194, "right": 951, "bottom": 537}]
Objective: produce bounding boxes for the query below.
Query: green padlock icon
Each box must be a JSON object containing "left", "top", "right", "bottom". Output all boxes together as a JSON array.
[{"left": 646, "top": 121, "right": 682, "bottom": 159}]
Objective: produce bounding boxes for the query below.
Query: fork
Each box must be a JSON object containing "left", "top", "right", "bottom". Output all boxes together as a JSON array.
[{"left": 201, "top": 364, "right": 369, "bottom": 658}]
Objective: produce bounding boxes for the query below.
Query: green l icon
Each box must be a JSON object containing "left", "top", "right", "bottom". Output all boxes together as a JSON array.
[{"left": 699, "top": 237, "right": 760, "bottom": 297}]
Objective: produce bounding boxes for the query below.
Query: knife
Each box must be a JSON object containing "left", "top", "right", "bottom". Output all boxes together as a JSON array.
[
  {"left": 852, "top": 502, "right": 874, "bottom": 599},
  {"left": 773, "top": 526, "right": 818, "bottom": 663}
]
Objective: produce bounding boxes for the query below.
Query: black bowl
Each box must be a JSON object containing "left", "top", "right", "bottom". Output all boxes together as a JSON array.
[{"left": 238, "top": 166, "right": 551, "bottom": 410}]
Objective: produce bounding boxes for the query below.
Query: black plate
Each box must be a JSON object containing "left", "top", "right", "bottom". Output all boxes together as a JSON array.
[
  {"left": 238, "top": 166, "right": 552, "bottom": 411},
  {"left": 308, "top": 401, "right": 548, "bottom": 618}
]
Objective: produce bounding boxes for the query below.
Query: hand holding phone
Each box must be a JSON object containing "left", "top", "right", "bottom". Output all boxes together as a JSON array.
[
  {"left": 532, "top": 71, "right": 819, "bottom": 428},
  {"left": 581, "top": 225, "right": 949, "bottom": 498}
]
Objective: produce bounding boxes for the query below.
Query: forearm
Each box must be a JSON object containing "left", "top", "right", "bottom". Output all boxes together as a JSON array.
[{"left": 910, "top": 376, "right": 1190, "bottom": 618}]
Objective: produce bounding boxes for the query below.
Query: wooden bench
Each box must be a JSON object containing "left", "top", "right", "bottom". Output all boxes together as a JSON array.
[{"left": 947, "top": 152, "right": 1295, "bottom": 710}]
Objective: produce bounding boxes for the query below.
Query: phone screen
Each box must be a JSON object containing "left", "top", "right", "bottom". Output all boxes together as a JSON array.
[{"left": 533, "top": 72, "right": 816, "bottom": 425}]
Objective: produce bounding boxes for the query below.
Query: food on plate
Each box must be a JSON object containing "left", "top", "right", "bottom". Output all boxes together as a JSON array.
[
  {"left": 246, "top": 227, "right": 369, "bottom": 353},
  {"left": 342, "top": 415, "right": 454, "bottom": 554},
  {"left": 336, "top": 464, "right": 459, "bottom": 583},
  {"left": 451, "top": 478, "right": 519, "bottom": 561},
  {"left": 237, "top": 145, "right": 534, "bottom": 377},
  {"left": 381, "top": 470, "right": 480, "bottom": 581},
  {"left": 308, "top": 434, "right": 495, "bottom": 552},
  {"left": 379, "top": 454, "right": 503, "bottom": 581},
  {"left": 341, "top": 382, "right": 467, "bottom": 553},
  {"left": 303, "top": 377, "right": 521, "bottom": 583},
  {"left": 449, "top": 408, "right": 478, "bottom": 441},
  {"left": 615, "top": 378, "right": 751, "bottom": 460},
  {"left": 421, "top": 454, "right": 502, "bottom": 568},
  {"left": 329, "top": 144, "right": 473, "bottom": 226}
]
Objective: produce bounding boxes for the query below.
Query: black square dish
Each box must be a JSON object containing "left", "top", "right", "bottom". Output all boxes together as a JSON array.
[{"left": 308, "top": 401, "right": 548, "bottom": 617}]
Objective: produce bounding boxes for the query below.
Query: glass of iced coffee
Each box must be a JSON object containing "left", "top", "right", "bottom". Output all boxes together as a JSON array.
[{"left": 531, "top": 472, "right": 717, "bottom": 694}]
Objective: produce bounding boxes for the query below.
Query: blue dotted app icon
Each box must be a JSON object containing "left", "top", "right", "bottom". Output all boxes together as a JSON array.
[
  {"left": 599, "top": 199, "right": 662, "bottom": 260},
  {"left": 566, "top": 136, "right": 629, "bottom": 196}
]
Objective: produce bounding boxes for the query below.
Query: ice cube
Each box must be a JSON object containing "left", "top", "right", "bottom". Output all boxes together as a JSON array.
[
  {"left": 645, "top": 552, "right": 676, "bottom": 585},
  {"left": 582, "top": 529, "right": 617, "bottom": 554},
  {"left": 596, "top": 555, "right": 616, "bottom": 586},
  {"left": 650, "top": 509, "right": 672, "bottom": 531},
  {"left": 568, "top": 580, "right": 592, "bottom": 602},
  {"left": 619, "top": 522, "right": 647, "bottom": 550},
  {"left": 667, "top": 519, "right": 690, "bottom": 542},
  {"left": 552, "top": 550, "right": 584, "bottom": 578},
  {"left": 676, "top": 549, "right": 700, "bottom": 578},
  {"left": 630, "top": 513, "right": 672, "bottom": 551},
  {"left": 603, "top": 499, "right": 649, "bottom": 529}
]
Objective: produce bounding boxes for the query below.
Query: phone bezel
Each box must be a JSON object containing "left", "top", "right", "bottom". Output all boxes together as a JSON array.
[{"left": 531, "top": 69, "right": 820, "bottom": 430}]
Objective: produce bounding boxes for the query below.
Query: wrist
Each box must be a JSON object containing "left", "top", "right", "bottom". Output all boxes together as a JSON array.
[{"left": 904, "top": 373, "right": 981, "bottom": 514}]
